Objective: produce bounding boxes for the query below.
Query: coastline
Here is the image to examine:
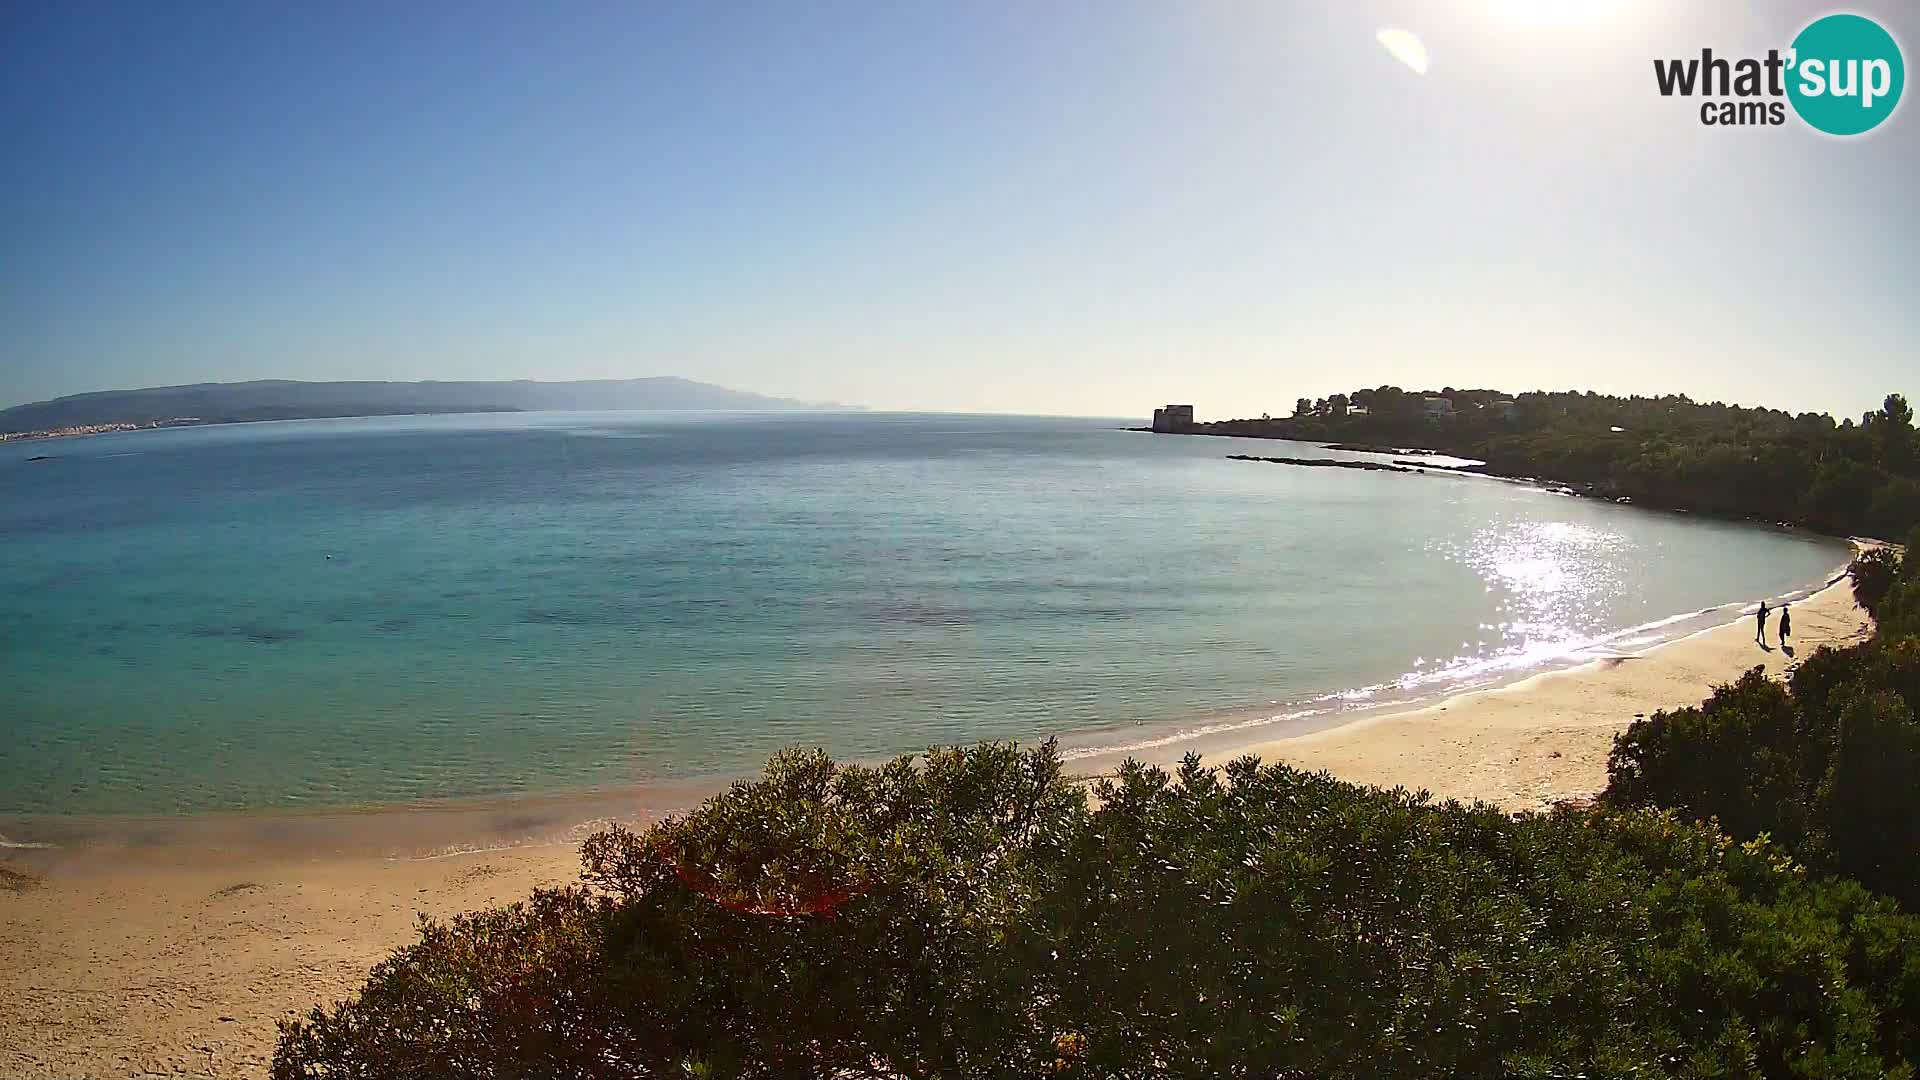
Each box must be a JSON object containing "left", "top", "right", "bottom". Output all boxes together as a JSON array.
[
  {"left": 0, "top": 571, "right": 1876, "bottom": 1077},
  {"left": 1052, "top": 549, "right": 1851, "bottom": 774},
  {"left": 1140, "top": 426, "right": 1861, "bottom": 537},
  {"left": 0, "top": 560, "right": 1842, "bottom": 868},
  {"left": 1111, "top": 567, "right": 1871, "bottom": 809}
]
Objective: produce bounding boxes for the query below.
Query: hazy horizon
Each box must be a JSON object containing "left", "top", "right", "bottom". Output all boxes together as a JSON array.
[
  {"left": 6, "top": 1, "right": 1916, "bottom": 420},
  {"left": 0, "top": 372, "right": 1901, "bottom": 424}
]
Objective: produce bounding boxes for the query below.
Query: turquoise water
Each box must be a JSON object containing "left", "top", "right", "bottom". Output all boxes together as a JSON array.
[{"left": 0, "top": 412, "right": 1846, "bottom": 815}]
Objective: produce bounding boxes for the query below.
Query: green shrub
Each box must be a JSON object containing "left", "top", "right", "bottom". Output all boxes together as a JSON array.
[
  {"left": 1852, "top": 547, "right": 1904, "bottom": 615},
  {"left": 1607, "top": 650, "right": 1920, "bottom": 908},
  {"left": 1815, "top": 688, "right": 1920, "bottom": 896},
  {"left": 1608, "top": 543, "right": 1920, "bottom": 909},
  {"left": 1604, "top": 668, "right": 1811, "bottom": 848},
  {"left": 277, "top": 742, "right": 1085, "bottom": 1080},
  {"left": 1875, "top": 538, "right": 1920, "bottom": 638},
  {"left": 276, "top": 743, "right": 1920, "bottom": 1079}
]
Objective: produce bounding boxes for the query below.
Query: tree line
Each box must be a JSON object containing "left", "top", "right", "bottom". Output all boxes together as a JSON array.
[{"left": 1193, "top": 388, "right": 1919, "bottom": 539}]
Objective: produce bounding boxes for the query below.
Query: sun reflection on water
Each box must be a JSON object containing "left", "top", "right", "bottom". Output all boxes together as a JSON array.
[{"left": 1407, "top": 520, "right": 1635, "bottom": 689}]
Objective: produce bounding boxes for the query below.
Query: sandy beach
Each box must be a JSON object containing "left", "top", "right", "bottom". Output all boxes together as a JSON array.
[
  {"left": 1211, "top": 571, "right": 1871, "bottom": 813},
  {"left": 0, "top": 574, "right": 1874, "bottom": 1078}
]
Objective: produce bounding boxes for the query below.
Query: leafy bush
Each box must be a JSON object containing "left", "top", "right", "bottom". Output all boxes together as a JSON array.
[
  {"left": 276, "top": 743, "right": 1920, "bottom": 1079},
  {"left": 1610, "top": 545, "right": 1920, "bottom": 909},
  {"left": 277, "top": 743, "right": 1086, "bottom": 1079},
  {"left": 1815, "top": 688, "right": 1920, "bottom": 896},
  {"left": 1604, "top": 667, "right": 1811, "bottom": 847},
  {"left": 1851, "top": 546, "right": 1904, "bottom": 615},
  {"left": 1606, "top": 647, "right": 1920, "bottom": 908},
  {"left": 1867, "top": 534, "right": 1920, "bottom": 638}
]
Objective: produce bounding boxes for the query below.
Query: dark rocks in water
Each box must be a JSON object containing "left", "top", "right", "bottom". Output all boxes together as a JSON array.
[
  {"left": 1226, "top": 454, "right": 1416, "bottom": 473},
  {"left": 26, "top": 455, "right": 52, "bottom": 462},
  {"left": 189, "top": 621, "right": 303, "bottom": 645},
  {"left": 1326, "top": 442, "right": 1452, "bottom": 456}
]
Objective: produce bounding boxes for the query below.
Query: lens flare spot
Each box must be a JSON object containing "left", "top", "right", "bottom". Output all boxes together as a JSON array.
[{"left": 1376, "top": 28, "right": 1430, "bottom": 75}]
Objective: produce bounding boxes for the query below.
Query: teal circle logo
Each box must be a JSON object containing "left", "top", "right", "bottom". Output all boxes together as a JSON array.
[{"left": 1787, "top": 14, "right": 1904, "bottom": 136}]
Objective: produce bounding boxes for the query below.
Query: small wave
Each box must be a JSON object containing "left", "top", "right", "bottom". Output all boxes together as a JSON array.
[
  {"left": 1060, "top": 706, "right": 1328, "bottom": 761},
  {"left": 381, "top": 814, "right": 662, "bottom": 862},
  {"left": 385, "top": 840, "right": 550, "bottom": 863},
  {"left": 1059, "top": 565, "right": 1852, "bottom": 765}
]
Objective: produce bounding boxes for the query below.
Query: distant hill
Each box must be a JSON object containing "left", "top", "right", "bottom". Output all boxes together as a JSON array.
[{"left": 0, "top": 378, "right": 842, "bottom": 432}]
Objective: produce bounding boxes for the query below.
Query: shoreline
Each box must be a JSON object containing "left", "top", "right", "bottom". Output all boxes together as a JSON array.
[
  {"left": 1118, "top": 566, "right": 1871, "bottom": 809},
  {"left": 1058, "top": 558, "right": 1849, "bottom": 771},
  {"left": 1135, "top": 427, "right": 1858, "bottom": 536},
  {"left": 0, "top": 570, "right": 1878, "bottom": 1076},
  {"left": 0, "top": 554, "right": 1857, "bottom": 871},
  {"left": 2, "top": 566, "right": 1851, "bottom": 873}
]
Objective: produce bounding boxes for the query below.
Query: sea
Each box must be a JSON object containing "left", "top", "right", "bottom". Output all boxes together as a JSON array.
[{"left": 0, "top": 411, "right": 1848, "bottom": 818}]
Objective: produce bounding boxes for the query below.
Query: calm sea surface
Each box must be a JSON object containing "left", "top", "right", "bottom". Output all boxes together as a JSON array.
[{"left": 0, "top": 411, "right": 1846, "bottom": 815}]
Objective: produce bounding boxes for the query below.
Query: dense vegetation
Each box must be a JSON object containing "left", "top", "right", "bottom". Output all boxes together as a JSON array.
[
  {"left": 1605, "top": 539, "right": 1920, "bottom": 907},
  {"left": 1194, "top": 388, "right": 1919, "bottom": 538},
  {"left": 279, "top": 741, "right": 1920, "bottom": 1076}
]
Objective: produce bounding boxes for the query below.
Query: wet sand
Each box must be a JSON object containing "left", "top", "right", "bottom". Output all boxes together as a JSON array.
[{"left": 0, "top": 575, "right": 1874, "bottom": 1077}]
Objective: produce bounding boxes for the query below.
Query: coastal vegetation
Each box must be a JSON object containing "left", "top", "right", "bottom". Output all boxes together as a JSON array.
[
  {"left": 1187, "top": 388, "right": 1920, "bottom": 539},
  {"left": 278, "top": 588, "right": 1920, "bottom": 1080},
  {"left": 1605, "top": 539, "right": 1920, "bottom": 908},
  {"left": 274, "top": 751, "right": 1920, "bottom": 1078}
]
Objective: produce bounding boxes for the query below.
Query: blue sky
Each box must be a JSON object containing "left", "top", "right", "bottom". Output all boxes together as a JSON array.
[{"left": 3, "top": 0, "right": 1915, "bottom": 419}]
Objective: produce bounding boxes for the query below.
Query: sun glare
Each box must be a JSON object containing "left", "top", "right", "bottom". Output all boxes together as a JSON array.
[
  {"left": 1376, "top": 28, "right": 1430, "bottom": 75},
  {"left": 1490, "top": 0, "right": 1631, "bottom": 26}
]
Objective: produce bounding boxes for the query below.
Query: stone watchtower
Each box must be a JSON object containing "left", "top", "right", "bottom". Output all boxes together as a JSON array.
[{"left": 1151, "top": 404, "right": 1195, "bottom": 432}]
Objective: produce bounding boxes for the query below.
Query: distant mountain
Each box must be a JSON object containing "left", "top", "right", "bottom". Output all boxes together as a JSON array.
[{"left": 0, "top": 378, "right": 844, "bottom": 432}]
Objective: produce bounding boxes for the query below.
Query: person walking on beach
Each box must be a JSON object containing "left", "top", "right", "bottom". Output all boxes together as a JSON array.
[
  {"left": 1755, "top": 600, "right": 1770, "bottom": 645},
  {"left": 1779, "top": 602, "right": 1791, "bottom": 645}
]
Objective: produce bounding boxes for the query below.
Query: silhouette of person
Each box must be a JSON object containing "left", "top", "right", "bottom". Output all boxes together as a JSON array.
[
  {"left": 1779, "top": 602, "right": 1791, "bottom": 644},
  {"left": 1755, "top": 600, "right": 1769, "bottom": 645}
]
